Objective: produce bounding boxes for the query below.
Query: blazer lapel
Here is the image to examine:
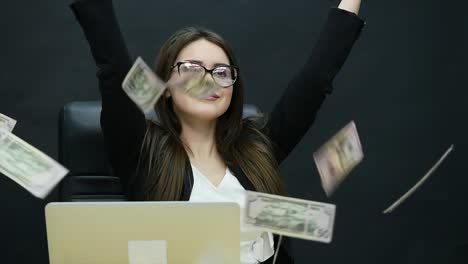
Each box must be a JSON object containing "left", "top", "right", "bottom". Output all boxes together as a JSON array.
[{"left": 229, "top": 165, "right": 256, "bottom": 191}]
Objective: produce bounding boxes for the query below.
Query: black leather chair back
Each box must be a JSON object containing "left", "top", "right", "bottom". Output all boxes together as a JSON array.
[
  {"left": 59, "top": 101, "right": 123, "bottom": 201},
  {"left": 58, "top": 101, "right": 259, "bottom": 201}
]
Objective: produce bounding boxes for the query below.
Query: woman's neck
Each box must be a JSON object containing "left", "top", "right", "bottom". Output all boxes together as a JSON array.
[{"left": 180, "top": 118, "right": 218, "bottom": 161}]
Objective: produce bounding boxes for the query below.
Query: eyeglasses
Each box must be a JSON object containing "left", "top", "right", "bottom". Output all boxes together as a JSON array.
[{"left": 170, "top": 61, "right": 239, "bottom": 88}]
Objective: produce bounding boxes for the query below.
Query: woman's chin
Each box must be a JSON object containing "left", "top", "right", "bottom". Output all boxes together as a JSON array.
[
  {"left": 189, "top": 109, "right": 226, "bottom": 121},
  {"left": 174, "top": 104, "right": 227, "bottom": 123}
]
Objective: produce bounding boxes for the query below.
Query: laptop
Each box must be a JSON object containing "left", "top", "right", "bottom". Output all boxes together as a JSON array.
[{"left": 45, "top": 202, "right": 240, "bottom": 264}]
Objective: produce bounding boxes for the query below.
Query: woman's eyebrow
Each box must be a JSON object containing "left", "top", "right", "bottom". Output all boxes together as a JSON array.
[{"left": 185, "top": 59, "right": 230, "bottom": 67}]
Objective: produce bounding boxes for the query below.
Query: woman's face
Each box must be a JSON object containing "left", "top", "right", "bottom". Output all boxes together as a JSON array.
[{"left": 167, "top": 39, "right": 233, "bottom": 123}]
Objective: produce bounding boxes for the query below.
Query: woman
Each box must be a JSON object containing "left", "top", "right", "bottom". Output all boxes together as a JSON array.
[{"left": 71, "top": 0, "right": 364, "bottom": 262}]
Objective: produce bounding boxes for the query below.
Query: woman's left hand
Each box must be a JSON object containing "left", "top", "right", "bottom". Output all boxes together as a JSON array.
[{"left": 338, "top": 0, "right": 362, "bottom": 15}]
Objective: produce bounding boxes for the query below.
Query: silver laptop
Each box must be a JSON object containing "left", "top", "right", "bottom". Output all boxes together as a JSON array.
[{"left": 45, "top": 202, "right": 240, "bottom": 264}]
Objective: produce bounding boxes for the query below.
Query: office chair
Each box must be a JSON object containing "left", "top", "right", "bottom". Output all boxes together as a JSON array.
[{"left": 58, "top": 101, "right": 259, "bottom": 201}]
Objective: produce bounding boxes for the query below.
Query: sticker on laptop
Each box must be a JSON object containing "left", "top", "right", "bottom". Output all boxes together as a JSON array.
[{"left": 128, "top": 240, "right": 167, "bottom": 264}]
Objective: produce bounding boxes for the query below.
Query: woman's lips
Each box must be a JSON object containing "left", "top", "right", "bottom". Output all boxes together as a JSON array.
[{"left": 205, "top": 94, "right": 220, "bottom": 101}]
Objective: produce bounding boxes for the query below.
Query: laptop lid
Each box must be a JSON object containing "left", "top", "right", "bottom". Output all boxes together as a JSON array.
[{"left": 45, "top": 202, "right": 240, "bottom": 264}]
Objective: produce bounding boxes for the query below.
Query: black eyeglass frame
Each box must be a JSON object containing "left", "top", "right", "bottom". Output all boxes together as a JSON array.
[{"left": 170, "top": 61, "right": 239, "bottom": 88}]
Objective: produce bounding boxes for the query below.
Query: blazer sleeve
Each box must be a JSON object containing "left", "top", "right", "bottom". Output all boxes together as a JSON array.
[
  {"left": 267, "top": 7, "right": 365, "bottom": 164},
  {"left": 71, "top": 0, "right": 146, "bottom": 193}
]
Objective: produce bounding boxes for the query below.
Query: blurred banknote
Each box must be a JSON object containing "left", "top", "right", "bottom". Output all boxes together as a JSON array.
[
  {"left": 0, "top": 129, "right": 68, "bottom": 199},
  {"left": 0, "top": 113, "right": 16, "bottom": 132},
  {"left": 383, "top": 144, "right": 454, "bottom": 214},
  {"left": 243, "top": 191, "right": 336, "bottom": 243},
  {"left": 177, "top": 76, "right": 219, "bottom": 99},
  {"left": 122, "top": 57, "right": 167, "bottom": 114},
  {"left": 313, "top": 121, "right": 363, "bottom": 196},
  {"left": 165, "top": 67, "right": 220, "bottom": 99}
]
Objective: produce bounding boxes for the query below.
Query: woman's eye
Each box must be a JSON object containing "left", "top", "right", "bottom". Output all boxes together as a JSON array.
[{"left": 214, "top": 68, "right": 230, "bottom": 78}]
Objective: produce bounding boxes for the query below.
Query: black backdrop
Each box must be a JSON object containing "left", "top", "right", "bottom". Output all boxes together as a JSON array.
[{"left": 1, "top": 0, "right": 467, "bottom": 263}]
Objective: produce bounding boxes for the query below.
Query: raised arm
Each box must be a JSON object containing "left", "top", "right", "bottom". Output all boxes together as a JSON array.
[
  {"left": 71, "top": 0, "right": 146, "bottom": 194},
  {"left": 268, "top": 2, "right": 365, "bottom": 164}
]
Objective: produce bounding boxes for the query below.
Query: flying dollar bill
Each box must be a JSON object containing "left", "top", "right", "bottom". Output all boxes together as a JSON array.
[
  {"left": 383, "top": 144, "right": 454, "bottom": 214},
  {"left": 0, "top": 129, "right": 69, "bottom": 199},
  {"left": 165, "top": 66, "right": 220, "bottom": 100},
  {"left": 122, "top": 57, "right": 220, "bottom": 115},
  {"left": 179, "top": 77, "right": 219, "bottom": 99},
  {"left": 0, "top": 113, "right": 17, "bottom": 132},
  {"left": 313, "top": 121, "right": 363, "bottom": 197},
  {"left": 122, "top": 57, "right": 167, "bottom": 114},
  {"left": 243, "top": 191, "right": 336, "bottom": 243}
]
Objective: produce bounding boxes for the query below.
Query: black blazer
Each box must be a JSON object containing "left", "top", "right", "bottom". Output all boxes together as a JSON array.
[{"left": 71, "top": 0, "right": 364, "bottom": 263}]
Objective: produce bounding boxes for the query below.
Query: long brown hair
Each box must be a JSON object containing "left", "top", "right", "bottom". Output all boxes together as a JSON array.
[{"left": 137, "top": 26, "right": 286, "bottom": 200}]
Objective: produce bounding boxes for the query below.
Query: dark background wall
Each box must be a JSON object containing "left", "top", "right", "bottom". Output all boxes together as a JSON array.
[{"left": 1, "top": 0, "right": 467, "bottom": 263}]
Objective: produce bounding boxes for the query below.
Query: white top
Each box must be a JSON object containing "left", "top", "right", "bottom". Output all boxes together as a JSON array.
[{"left": 189, "top": 164, "right": 274, "bottom": 264}]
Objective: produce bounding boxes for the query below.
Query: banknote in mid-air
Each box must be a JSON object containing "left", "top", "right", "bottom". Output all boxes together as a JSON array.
[
  {"left": 122, "top": 57, "right": 167, "bottom": 114},
  {"left": 176, "top": 76, "right": 219, "bottom": 99},
  {"left": 383, "top": 144, "right": 454, "bottom": 214},
  {"left": 0, "top": 113, "right": 17, "bottom": 132},
  {"left": 0, "top": 129, "right": 69, "bottom": 199},
  {"left": 243, "top": 191, "right": 336, "bottom": 243},
  {"left": 313, "top": 121, "right": 363, "bottom": 196},
  {"left": 166, "top": 65, "right": 220, "bottom": 99}
]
